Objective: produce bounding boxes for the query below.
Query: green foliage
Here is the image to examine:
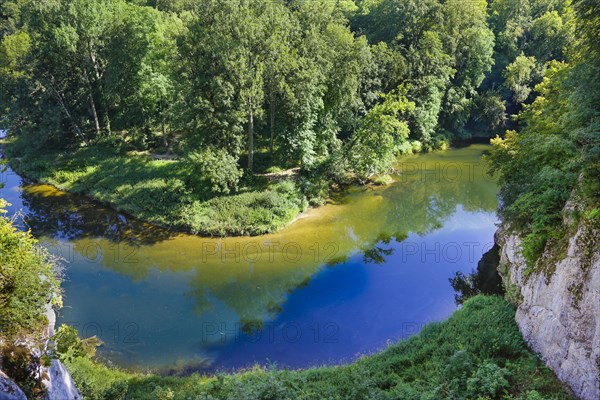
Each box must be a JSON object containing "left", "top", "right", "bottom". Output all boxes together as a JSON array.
[
  {"left": 0, "top": 200, "right": 62, "bottom": 339},
  {"left": 3, "top": 140, "right": 305, "bottom": 236},
  {"left": 472, "top": 91, "right": 507, "bottom": 133},
  {"left": 66, "top": 355, "right": 132, "bottom": 400},
  {"left": 0, "top": 197, "right": 62, "bottom": 397},
  {"left": 186, "top": 148, "right": 243, "bottom": 196},
  {"left": 182, "top": 181, "right": 306, "bottom": 236},
  {"left": 465, "top": 362, "right": 509, "bottom": 398},
  {"left": 373, "top": 174, "right": 393, "bottom": 186},
  {"left": 396, "top": 139, "right": 423, "bottom": 154},
  {"left": 349, "top": 87, "right": 415, "bottom": 182},
  {"left": 298, "top": 175, "right": 331, "bottom": 207},
  {"left": 59, "top": 296, "right": 573, "bottom": 400},
  {"left": 489, "top": 3, "right": 600, "bottom": 267},
  {"left": 1, "top": 0, "right": 578, "bottom": 240},
  {"left": 53, "top": 325, "right": 102, "bottom": 363},
  {"left": 0, "top": 0, "right": 531, "bottom": 199},
  {"left": 503, "top": 54, "right": 537, "bottom": 104},
  {"left": 481, "top": 0, "right": 574, "bottom": 130}
]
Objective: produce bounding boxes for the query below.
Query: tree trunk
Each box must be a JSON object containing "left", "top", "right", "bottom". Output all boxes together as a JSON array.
[
  {"left": 270, "top": 92, "right": 275, "bottom": 158},
  {"left": 162, "top": 121, "right": 169, "bottom": 149},
  {"left": 89, "top": 94, "right": 101, "bottom": 137},
  {"left": 89, "top": 44, "right": 111, "bottom": 136},
  {"left": 50, "top": 85, "right": 87, "bottom": 144},
  {"left": 247, "top": 98, "right": 254, "bottom": 173},
  {"left": 83, "top": 64, "right": 101, "bottom": 138}
]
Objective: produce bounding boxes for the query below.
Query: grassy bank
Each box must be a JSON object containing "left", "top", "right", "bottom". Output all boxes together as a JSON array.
[
  {"left": 57, "top": 296, "right": 572, "bottom": 400},
  {"left": 2, "top": 139, "right": 307, "bottom": 236}
]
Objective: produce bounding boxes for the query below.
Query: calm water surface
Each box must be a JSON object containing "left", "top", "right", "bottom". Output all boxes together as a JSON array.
[{"left": 0, "top": 143, "right": 498, "bottom": 372}]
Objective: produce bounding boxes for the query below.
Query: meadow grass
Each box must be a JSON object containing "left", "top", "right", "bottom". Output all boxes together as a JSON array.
[{"left": 3, "top": 140, "right": 306, "bottom": 236}]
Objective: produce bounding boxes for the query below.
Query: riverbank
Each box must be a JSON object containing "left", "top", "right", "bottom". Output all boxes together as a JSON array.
[
  {"left": 1, "top": 137, "right": 309, "bottom": 236},
  {"left": 2, "top": 133, "right": 438, "bottom": 238},
  {"left": 57, "top": 295, "right": 573, "bottom": 400}
]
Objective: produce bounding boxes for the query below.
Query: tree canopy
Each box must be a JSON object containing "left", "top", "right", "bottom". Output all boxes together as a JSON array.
[
  {"left": 489, "top": 0, "right": 600, "bottom": 265},
  {"left": 1, "top": 0, "right": 563, "bottom": 182}
]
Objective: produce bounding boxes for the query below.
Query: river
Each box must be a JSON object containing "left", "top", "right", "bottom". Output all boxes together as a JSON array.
[{"left": 0, "top": 143, "right": 498, "bottom": 373}]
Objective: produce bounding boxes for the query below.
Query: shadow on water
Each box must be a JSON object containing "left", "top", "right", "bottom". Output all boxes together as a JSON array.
[
  {"left": 449, "top": 244, "right": 504, "bottom": 304},
  {"left": 20, "top": 183, "right": 176, "bottom": 246}
]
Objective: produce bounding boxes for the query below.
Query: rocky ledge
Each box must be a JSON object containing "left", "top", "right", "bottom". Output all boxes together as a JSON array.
[{"left": 496, "top": 221, "right": 599, "bottom": 400}]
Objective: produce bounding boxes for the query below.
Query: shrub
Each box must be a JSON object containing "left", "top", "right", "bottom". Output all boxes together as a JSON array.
[
  {"left": 298, "top": 175, "right": 330, "bottom": 206},
  {"left": 182, "top": 181, "right": 306, "bottom": 236},
  {"left": 0, "top": 343, "right": 42, "bottom": 397},
  {"left": 466, "top": 362, "right": 509, "bottom": 398},
  {"left": 186, "top": 148, "right": 243, "bottom": 196},
  {"left": 0, "top": 200, "right": 62, "bottom": 338},
  {"left": 53, "top": 325, "right": 102, "bottom": 363},
  {"left": 373, "top": 174, "right": 393, "bottom": 186},
  {"left": 0, "top": 199, "right": 62, "bottom": 397},
  {"left": 397, "top": 140, "right": 423, "bottom": 155}
]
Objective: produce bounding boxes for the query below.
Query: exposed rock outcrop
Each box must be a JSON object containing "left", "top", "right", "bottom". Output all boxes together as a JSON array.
[
  {"left": 42, "top": 360, "right": 81, "bottom": 400},
  {"left": 0, "top": 371, "right": 26, "bottom": 400},
  {"left": 496, "top": 222, "right": 600, "bottom": 400},
  {"left": 41, "top": 307, "right": 81, "bottom": 400}
]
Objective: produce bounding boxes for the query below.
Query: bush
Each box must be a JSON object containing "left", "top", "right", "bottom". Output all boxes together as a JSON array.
[
  {"left": 397, "top": 140, "right": 423, "bottom": 155},
  {"left": 0, "top": 199, "right": 62, "bottom": 397},
  {"left": 425, "top": 134, "right": 451, "bottom": 152},
  {"left": 466, "top": 362, "right": 509, "bottom": 398},
  {"left": 66, "top": 356, "right": 131, "bottom": 400},
  {"left": 182, "top": 181, "right": 306, "bottom": 236},
  {"left": 0, "top": 344, "right": 42, "bottom": 397},
  {"left": 186, "top": 148, "right": 243, "bottom": 196},
  {"left": 298, "top": 175, "right": 330, "bottom": 206},
  {"left": 0, "top": 200, "right": 62, "bottom": 338},
  {"left": 53, "top": 325, "right": 102, "bottom": 363}
]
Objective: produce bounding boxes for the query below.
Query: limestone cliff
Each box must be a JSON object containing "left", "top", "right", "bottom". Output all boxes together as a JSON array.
[
  {"left": 0, "top": 370, "right": 26, "bottom": 400},
  {"left": 496, "top": 221, "right": 600, "bottom": 400},
  {"left": 42, "top": 307, "right": 81, "bottom": 400}
]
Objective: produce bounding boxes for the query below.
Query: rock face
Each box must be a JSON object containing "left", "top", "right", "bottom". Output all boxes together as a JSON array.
[
  {"left": 496, "top": 223, "right": 600, "bottom": 400},
  {"left": 41, "top": 306, "right": 82, "bottom": 400},
  {"left": 0, "top": 370, "right": 26, "bottom": 400},
  {"left": 42, "top": 359, "right": 82, "bottom": 400}
]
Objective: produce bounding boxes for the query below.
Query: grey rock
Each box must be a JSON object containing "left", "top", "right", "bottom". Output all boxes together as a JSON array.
[
  {"left": 42, "top": 359, "right": 81, "bottom": 400},
  {"left": 497, "top": 224, "right": 600, "bottom": 400},
  {"left": 0, "top": 370, "right": 26, "bottom": 400},
  {"left": 41, "top": 303, "right": 81, "bottom": 399}
]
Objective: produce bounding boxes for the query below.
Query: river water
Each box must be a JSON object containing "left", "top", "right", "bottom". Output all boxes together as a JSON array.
[{"left": 0, "top": 143, "right": 498, "bottom": 373}]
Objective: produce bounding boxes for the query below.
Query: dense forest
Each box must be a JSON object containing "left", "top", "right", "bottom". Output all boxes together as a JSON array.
[
  {"left": 0, "top": 0, "right": 575, "bottom": 165},
  {"left": 1, "top": 0, "right": 587, "bottom": 237}
]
